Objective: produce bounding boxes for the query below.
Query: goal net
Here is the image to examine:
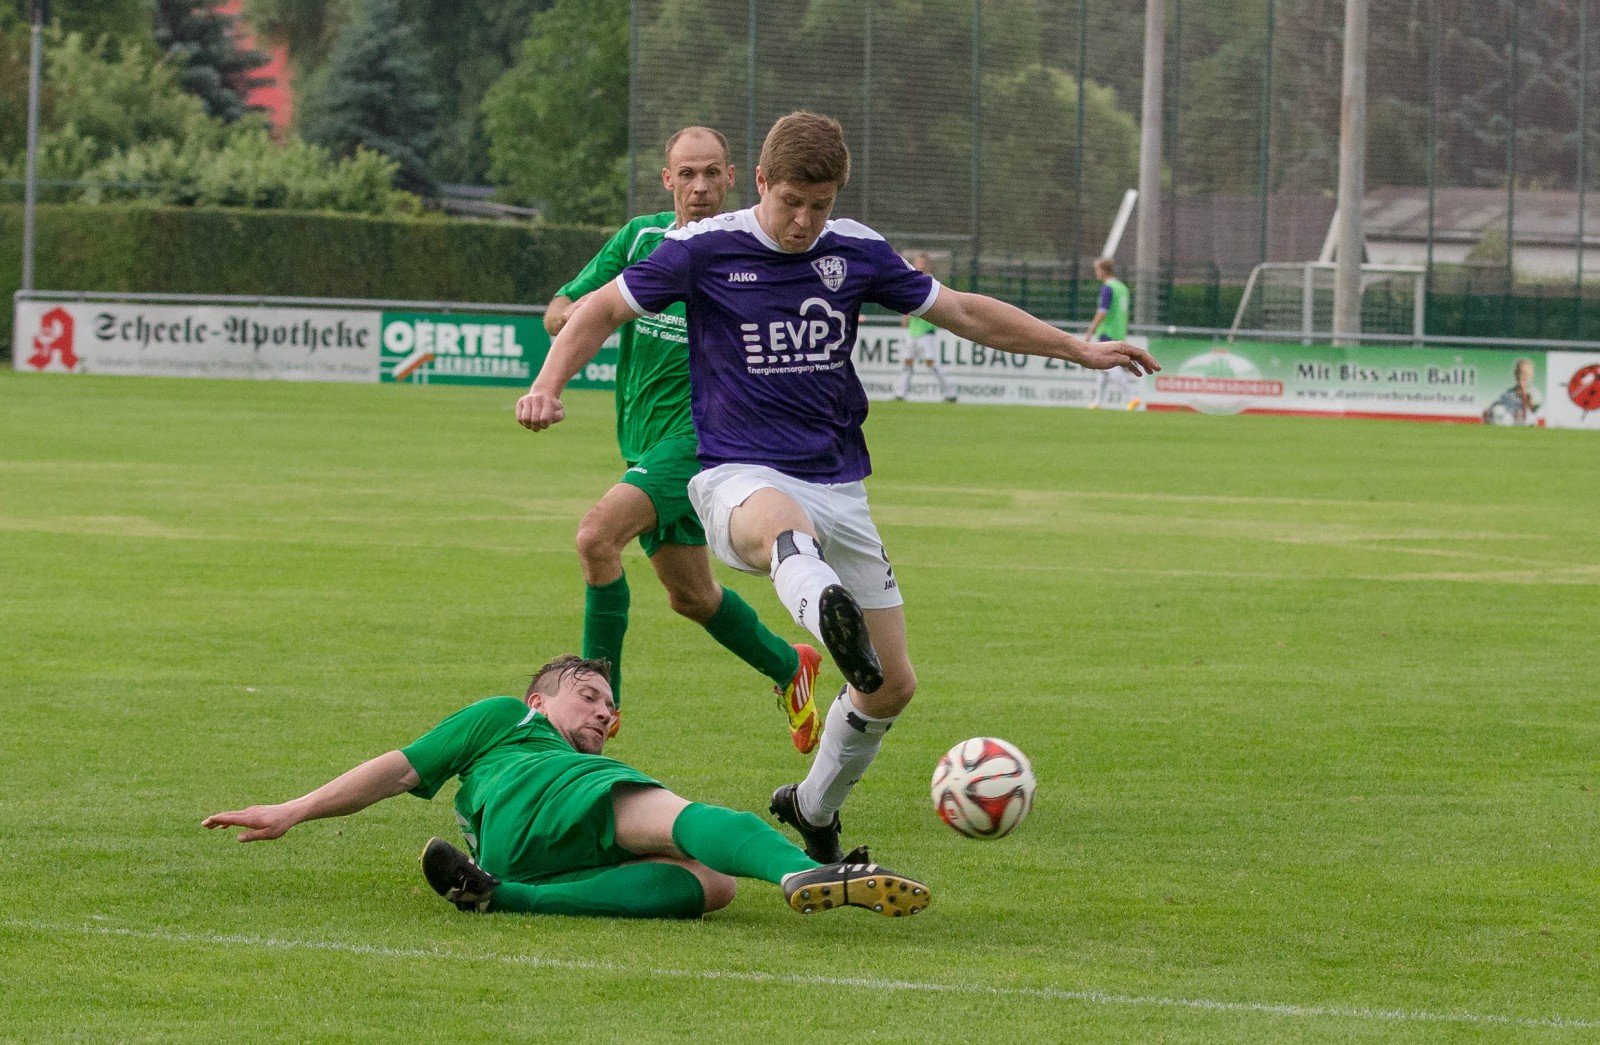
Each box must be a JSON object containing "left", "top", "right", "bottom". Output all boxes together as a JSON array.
[{"left": 1230, "top": 262, "right": 1426, "bottom": 342}]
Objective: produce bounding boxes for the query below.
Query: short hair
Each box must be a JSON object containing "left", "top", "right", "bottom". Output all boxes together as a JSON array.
[
  {"left": 663, "top": 126, "right": 730, "bottom": 165},
  {"left": 1095, "top": 258, "right": 1115, "bottom": 276},
  {"left": 526, "top": 654, "right": 612, "bottom": 699},
  {"left": 758, "top": 111, "right": 851, "bottom": 188}
]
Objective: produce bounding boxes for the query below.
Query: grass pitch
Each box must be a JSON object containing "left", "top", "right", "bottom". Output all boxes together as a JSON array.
[{"left": 1, "top": 370, "right": 1596, "bottom": 1043}]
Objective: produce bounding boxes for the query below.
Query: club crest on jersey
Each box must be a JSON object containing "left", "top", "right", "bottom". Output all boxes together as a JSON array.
[{"left": 812, "top": 255, "right": 847, "bottom": 291}]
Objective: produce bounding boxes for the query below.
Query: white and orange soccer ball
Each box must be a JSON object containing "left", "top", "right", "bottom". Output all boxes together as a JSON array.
[{"left": 930, "top": 737, "right": 1036, "bottom": 839}]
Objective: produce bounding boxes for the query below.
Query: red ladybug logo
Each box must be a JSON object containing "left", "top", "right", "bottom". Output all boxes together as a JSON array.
[{"left": 1569, "top": 365, "right": 1600, "bottom": 414}]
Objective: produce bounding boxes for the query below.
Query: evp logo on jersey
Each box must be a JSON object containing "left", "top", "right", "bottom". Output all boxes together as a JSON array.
[
  {"left": 739, "top": 297, "right": 850, "bottom": 373},
  {"left": 811, "top": 256, "right": 846, "bottom": 291}
]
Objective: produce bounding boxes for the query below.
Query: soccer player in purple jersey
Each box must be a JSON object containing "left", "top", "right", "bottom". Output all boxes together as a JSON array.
[{"left": 517, "top": 111, "right": 1159, "bottom": 861}]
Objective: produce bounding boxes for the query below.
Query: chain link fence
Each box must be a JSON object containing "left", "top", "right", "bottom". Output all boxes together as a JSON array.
[{"left": 629, "top": 0, "right": 1598, "bottom": 340}]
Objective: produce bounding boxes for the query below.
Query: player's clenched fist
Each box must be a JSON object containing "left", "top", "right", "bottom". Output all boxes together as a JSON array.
[{"left": 517, "top": 390, "right": 566, "bottom": 431}]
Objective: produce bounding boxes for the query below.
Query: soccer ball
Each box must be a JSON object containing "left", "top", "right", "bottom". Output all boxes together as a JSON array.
[{"left": 930, "top": 737, "right": 1036, "bottom": 839}]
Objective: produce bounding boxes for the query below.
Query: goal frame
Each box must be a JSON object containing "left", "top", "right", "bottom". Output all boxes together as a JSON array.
[{"left": 1229, "top": 262, "right": 1426, "bottom": 344}]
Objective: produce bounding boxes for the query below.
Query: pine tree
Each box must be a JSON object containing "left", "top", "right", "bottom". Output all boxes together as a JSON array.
[
  {"left": 297, "top": 0, "right": 439, "bottom": 196},
  {"left": 152, "top": 0, "right": 274, "bottom": 123}
]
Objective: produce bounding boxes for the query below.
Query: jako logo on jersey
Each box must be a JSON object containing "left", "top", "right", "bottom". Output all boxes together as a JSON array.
[
  {"left": 812, "top": 256, "right": 846, "bottom": 291},
  {"left": 28, "top": 307, "right": 78, "bottom": 371},
  {"left": 727, "top": 271, "right": 758, "bottom": 283}
]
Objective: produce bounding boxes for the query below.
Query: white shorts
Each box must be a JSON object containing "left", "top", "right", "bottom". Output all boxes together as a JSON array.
[
  {"left": 904, "top": 331, "right": 938, "bottom": 362},
  {"left": 688, "top": 464, "right": 904, "bottom": 610}
]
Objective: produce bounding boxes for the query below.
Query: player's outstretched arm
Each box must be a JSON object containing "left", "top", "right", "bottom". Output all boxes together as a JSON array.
[
  {"left": 923, "top": 288, "right": 1160, "bottom": 376},
  {"left": 517, "top": 281, "right": 638, "bottom": 432},
  {"left": 202, "top": 750, "right": 421, "bottom": 843}
]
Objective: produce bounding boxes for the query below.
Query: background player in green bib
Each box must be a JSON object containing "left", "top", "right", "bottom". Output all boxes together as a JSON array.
[
  {"left": 203, "top": 655, "right": 930, "bottom": 920},
  {"left": 895, "top": 252, "right": 956, "bottom": 402},
  {"left": 543, "top": 126, "right": 822, "bottom": 751},
  {"left": 1087, "top": 258, "right": 1142, "bottom": 410}
]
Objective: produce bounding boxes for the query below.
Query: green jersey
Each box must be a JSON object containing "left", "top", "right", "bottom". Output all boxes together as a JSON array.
[
  {"left": 558, "top": 211, "right": 695, "bottom": 462},
  {"left": 401, "top": 697, "right": 658, "bottom": 881},
  {"left": 907, "top": 313, "right": 937, "bottom": 337},
  {"left": 1098, "top": 278, "right": 1130, "bottom": 340}
]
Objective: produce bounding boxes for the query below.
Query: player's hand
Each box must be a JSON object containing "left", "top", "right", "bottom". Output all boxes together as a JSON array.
[
  {"left": 516, "top": 390, "right": 566, "bottom": 431},
  {"left": 1079, "top": 339, "right": 1161, "bottom": 377},
  {"left": 202, "top": 804, "right": 298, "bottom": 843}
]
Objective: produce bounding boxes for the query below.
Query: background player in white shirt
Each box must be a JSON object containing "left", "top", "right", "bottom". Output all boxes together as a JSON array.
[{"left": 896, "top": 251, "right": 955, "bottom": 402}]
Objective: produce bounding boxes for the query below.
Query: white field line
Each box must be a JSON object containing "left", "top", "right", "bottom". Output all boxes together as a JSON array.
[{"left": 6, "top": 919, "right": 1597, "bottom": 1032}]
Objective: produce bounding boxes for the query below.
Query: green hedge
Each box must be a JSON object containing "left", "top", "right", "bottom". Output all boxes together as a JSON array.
[{"left": 1, "top": 204, "right": 610, "bottom": 355}]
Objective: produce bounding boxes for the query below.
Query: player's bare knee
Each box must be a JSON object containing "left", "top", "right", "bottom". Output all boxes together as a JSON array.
[
  {"left": 574, "top": 517, "right": 625, "bottom": 573},
  {"left": 662, "top": 580, "right": 721, "bottom": 623},
  {"left": 862, "top": 666, "right": 915, "bottom": 714},
  {"left": 698, "top": 869, "right": 737, "bottom": 912}
]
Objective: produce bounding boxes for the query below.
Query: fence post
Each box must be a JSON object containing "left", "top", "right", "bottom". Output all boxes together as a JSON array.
[{"left": 1134, "top": 0, "right": 1164, "bottom": 326}]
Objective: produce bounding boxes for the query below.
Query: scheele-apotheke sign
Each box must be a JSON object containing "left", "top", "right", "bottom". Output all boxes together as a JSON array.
[
  {"left": 15, "top": 300, "right": 379, "bottom": 382},
  {"left": 12, "top": 298, "right": 619, "bottom": 390}
]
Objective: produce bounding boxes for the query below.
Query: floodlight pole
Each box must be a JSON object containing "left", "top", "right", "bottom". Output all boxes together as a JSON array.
[
  {"left": 1332, "top": 0, "right": 1367, "bottom": 345},
  {"left": 1133, "top": 0, "right": 1165, "bottom": 326},
  {"left": 22, "top": 0, "right": 47, "bottom": 292}
]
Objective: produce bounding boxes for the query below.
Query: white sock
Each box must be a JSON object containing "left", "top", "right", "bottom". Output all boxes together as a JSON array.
[
  {"left": 897, "top": 365, "right": 913, "bottom": 397},
  {"left": 929, "top": 362, "right": 950, "bottom": 397},
  {"left": 1093, "top": 369, "right": 1111, "bottom": 406},
  {"left": 798, "top": 687, "right": 897, "bottom": 824},
  {"left": 769, "top": 531, "right": 838, "bottom": 645}
]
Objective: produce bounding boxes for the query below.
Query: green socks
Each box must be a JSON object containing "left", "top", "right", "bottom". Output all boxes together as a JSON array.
[
  {"left": 703, "top": 587, "right": 800, "bottom": 689},
  {"left": 671, "top": 802, "right": 819, "bottom": 883},
  {"left": 482, "top": 804, "right": 818, "bottom": 919},
  {"left": 489, "top": 861, "right": 704, "bottom": 919},
  {"left": 587, "top": 578, "right": 798, "bottom": 704},
  {"left": 583, "top": 574, "right": 631, "bottom": 704}
]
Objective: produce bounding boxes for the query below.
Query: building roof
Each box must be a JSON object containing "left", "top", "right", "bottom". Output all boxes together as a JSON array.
[{"left": 1363, "top": 186, "right": 1598, "bottom": 249}]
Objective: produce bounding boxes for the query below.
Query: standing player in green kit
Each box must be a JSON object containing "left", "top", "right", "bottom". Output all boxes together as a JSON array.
[{"left": 543, "top": 127, "right": 822, "bottom": 750}]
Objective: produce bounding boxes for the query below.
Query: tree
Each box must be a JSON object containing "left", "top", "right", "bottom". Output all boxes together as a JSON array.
[
  {"left": 979, "top": 64, "right": 1140, "bottom": 258},
  {"left": 0, "top": 28, "right": 418, "bottom": 216},
  {"left": 152, "top": 0, "right": 274, "bottom": 123},
  {"left": 0, "top": 18, "right": 31, "bottom": 167},
  {"left": 0, "top": 30, "right": 217, "bottom": 190},
  {"left": 246, "top": 0, "right": 552, "bottom": 184},
  {"left": 482, "top": 0, "right": 628, "bottom": 223},
  {"left": 85, "top": 126, "right": 417, "bottom": 214},
  {"left": 397, "top": 0, "right": 551, "bottom": 184},
  {"left": 243, "top": 0, "right": 354, "bottom": 70},
  {"left": 297, "top": 0, "right": 440, "bottom": 195}
]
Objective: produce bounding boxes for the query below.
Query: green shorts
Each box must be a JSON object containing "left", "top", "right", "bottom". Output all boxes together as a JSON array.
[
  {"left": 620, "top": 433, "right": 706, "bottom": 557},
  {"left": 473, "top": 754, "right": 662, "bottom": 885}
]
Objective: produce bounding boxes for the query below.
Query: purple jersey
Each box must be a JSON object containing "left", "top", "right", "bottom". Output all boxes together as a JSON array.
[{"left": 616, "top": 207, "right": 938, "bottom": 483}]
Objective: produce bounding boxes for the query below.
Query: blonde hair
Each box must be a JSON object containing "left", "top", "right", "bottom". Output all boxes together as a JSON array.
[{"left": 758, "top": 111, "right": 851, "bottom": 188}]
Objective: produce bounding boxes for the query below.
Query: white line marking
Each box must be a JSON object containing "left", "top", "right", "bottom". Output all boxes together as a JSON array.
[{"left": 7, "top": 919, "right": 1596, "bottom": 1031}]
